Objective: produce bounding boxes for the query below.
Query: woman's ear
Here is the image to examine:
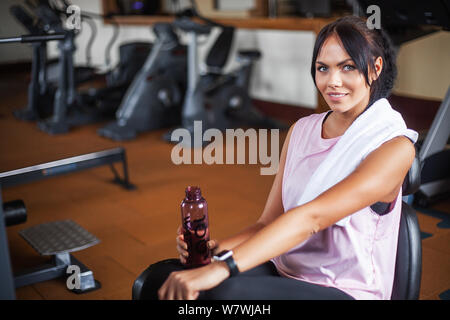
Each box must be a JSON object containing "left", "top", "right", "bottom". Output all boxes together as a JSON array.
[{"left": 371, "top": 56, "right": 383, "bottom": 81}]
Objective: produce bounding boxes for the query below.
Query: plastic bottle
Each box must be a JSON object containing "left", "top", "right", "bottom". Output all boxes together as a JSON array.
[{"left": 180, "top": 186, "right": 211, "bottom": 268}]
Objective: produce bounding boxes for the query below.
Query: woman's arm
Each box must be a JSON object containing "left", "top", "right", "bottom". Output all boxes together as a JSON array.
[
  {"left": 160, "top": 124, "right": 295, "bottom": 299},
  {"left": 213, "top": 123, "right": 295, "bottom": 252},
  {"left": 232, "top": 135, "right": 416, "bottom": 273},
  {"left": 176, "top": 123, "right": 295, "bottom": 263}
]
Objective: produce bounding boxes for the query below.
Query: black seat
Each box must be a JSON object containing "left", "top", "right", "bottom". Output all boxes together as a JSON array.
[
  {"left": 132, "top": 156, "right": 423, "bottom": 300},
  {"left": 391, "top": 154, "right": 422, "bottom": 299},
  {"left": 205, "top": 26, "right": 235, "bottom": 70}
]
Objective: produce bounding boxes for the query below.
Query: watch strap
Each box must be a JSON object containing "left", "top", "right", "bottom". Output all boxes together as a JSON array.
[{"left": 223, "top": 254, "right": 239, "bottom": 277}]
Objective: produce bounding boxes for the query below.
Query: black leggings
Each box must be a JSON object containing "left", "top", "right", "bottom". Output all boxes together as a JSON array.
[{"left": 137, "top": 259, "right": 354, "bottom": 300}]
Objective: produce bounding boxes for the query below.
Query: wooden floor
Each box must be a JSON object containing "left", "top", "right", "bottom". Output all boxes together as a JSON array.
[{"left": 1, "top": 72, "right": 449, "bottom": 300}]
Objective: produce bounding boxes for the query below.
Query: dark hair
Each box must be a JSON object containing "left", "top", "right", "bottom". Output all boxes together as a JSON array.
[{"left": 311, "top": 16, "right": 397, "bottom": 107}]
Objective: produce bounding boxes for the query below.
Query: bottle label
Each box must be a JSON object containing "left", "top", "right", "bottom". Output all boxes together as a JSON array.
[{"left": 183, "top": 215, "right": 210, "bottom": 267}]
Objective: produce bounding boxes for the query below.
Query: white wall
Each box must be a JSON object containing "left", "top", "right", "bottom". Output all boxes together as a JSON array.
[
  {"left": 0, "top": 0, "right": 33, "bottom": 64},
  {"left": 393, "top": 31, "right": 450, "bottom": 101},
  {"left": 249, "top": 29, "right": 316, "bottom": 107}
]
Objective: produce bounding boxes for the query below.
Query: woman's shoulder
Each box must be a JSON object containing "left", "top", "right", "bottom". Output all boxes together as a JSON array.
[
  {"left": 292, "top": 112, "right": 327, "bottom": 128},
  {"left": 283, "top": 112, "right": 329, "bottom": 152},
  {"left": 289, "top": 112, "right": 328, "bottom": 137}
]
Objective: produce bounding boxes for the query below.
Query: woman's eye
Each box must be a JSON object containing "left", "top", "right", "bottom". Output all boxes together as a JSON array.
[
  {"left": 317, "top": 66, "right": 327, "bottom": 72},
  {"left": 343, "top": 65, "right": 355, "bottom": 71}
]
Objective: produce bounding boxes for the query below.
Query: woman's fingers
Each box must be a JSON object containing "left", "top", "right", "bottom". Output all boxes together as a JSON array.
[
  {"left": 207, "top": 239, "right": 219, "bottom": 255},
  {"left": 177, "top": 235, "right": 188, "bottom": 264},
  {"left": 158, "top": 280, "right": 167, "bottom": 300},
  {"left": 176, "top": 235, "right": 188, "bottom": 250},
  {"left": 207, "top": 239, "right": 216, "bottom": 249},
  {"left": 187, "top": 290, "right": 199, "bottom": 300},
  {"left": 160, "top": 265, "right": 225, "bottom": 300},
  {"left": 159, "top": 271, "right": 196, "bottom": 300},
  {"left": 175, "top": 286, "right": 185, "bottom": 300},
  {"left": 159, "top": 273, "right": 176, "bottom": 300}
]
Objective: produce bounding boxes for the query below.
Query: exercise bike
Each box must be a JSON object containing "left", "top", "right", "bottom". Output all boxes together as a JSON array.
[
  {"left": 163, "top": 4, "right": 287, "bottom": 147},
  {"left": 12, "top": 0, "right": 152, "bottom": 134},
  {"left": 97, "top": 22, "right": 187, "bottom": 141}
]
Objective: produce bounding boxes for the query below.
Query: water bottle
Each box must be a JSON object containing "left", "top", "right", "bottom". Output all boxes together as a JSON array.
[{"left": 180, "top": 186, "right": 211, "bottom": 268}]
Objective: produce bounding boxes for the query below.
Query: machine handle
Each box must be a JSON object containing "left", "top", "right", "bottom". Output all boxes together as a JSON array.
[
  {"left": 0, "top": 33, "right": 65, "bottom": 44},
  {"left": 3, "top": 200, "right": 27, "bottom": 227}
]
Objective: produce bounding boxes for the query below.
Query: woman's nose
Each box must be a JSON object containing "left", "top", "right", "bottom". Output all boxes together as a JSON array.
[{"left": 328, "top": 70, "right": 343, "bottom": 88}]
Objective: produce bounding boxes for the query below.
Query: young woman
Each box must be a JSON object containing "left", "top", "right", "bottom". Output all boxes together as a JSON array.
[{"left": 147, "top": 15, "right": 417, "bottom": 300}]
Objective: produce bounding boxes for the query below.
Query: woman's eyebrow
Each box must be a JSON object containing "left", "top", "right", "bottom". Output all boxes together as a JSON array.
[{"left": 316, "top": 58, "right": 353, "bottom": 66}]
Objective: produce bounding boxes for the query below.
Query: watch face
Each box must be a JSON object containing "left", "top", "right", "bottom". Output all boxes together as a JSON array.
[
  {"left": 217, "top": 250, "right": 229, "bottom": 257},
  {"left": 214, "top": 250, "right": 233, "bottom": 261}
]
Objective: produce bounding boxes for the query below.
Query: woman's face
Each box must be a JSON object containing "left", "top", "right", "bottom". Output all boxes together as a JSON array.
[{"left": 315, "top": 34, "right": 380, "bottom": 117}]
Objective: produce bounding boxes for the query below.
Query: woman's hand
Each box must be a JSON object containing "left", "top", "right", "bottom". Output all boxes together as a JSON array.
[
  {"left": 176, "top": 226, "right": 219, "bottom": 264},
  {"left": 158, "top": 261, "right": 230, "bottom": 300}
]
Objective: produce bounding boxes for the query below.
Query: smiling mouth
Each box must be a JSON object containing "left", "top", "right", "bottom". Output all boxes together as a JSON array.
[{"left": 328, "top": 93, "right": 348, "bottom": 97}]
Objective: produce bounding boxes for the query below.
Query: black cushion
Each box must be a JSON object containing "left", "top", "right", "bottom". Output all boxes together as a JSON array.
[
  {"left": 387, "top": 151, "right": 422, "bottom": 299},
  {"left": 206, "top": 26, "right": 235, "bottom": 69},
  {"left": 391, "top": 202, "right": 422, "bottom": 299},
  {"left": 402, "top": 153, "right": 421, "bottom": 196}
]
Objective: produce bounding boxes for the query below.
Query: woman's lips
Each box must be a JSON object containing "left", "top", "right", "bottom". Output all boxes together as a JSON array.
[{"left": 327, "top": 92, "right": 348, "bottom": 101}]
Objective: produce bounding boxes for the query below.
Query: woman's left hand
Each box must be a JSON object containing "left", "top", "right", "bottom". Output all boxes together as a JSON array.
[{"left": 158, "top": 262, "right": 230, "bottom": 300}]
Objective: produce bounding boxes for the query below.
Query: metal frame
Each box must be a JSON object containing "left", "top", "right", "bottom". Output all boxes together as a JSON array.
[
  {"left": 0, "top": 191, "right": 16, "bottom": 300},
  {"left": 416, "top": 86, "right": 450, "bottom": 205},
  {"left": 0, "top": 147, "right": 135, "bottom": 298},
  {"left": 14, "top": 252, "right": 100, "bottom": 292},
  {"left": 0, "top": 147, "right": 135, "bottom": 190},
  {"left": 419, "top": 87, "right": 450, "bottom": 162}
]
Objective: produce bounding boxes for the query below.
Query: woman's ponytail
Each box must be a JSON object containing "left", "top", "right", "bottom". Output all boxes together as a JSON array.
[{"left": 370, "top": 28, "right": 398, "bottom": 104}]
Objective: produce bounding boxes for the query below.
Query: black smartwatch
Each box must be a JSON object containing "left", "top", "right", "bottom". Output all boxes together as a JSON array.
[{"left": 212, "top": 250, "right": 240, "bottom": 277}]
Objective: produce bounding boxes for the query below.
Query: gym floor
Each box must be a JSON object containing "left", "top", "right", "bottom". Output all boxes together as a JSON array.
[{"left": 1, "top": 70, "right": 449, "bottom": 300}]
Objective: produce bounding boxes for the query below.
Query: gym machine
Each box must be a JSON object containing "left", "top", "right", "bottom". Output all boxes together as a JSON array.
[
  {"left": 415, "top": 87, "right": 450, "bottom": 206},
  {"left": 9, "top": 4, "right": 60, "bottom": 120},
  {"left": 0, "top": 145, "right": 135, "bottom": 299},
  {"left": 11, "top": 0, "right": 152, "bottom": 134},
  {"left": 0, "top": 33, "right": 65, "bottom": 301},
  {"left": 1, "top": 31, "right": 134, "bottom": 296},
  {"left": 164, "top": 1, "right": 287, "bottom": 147},
  {"left": 98, "top": 22, "right": 187, "bottom": 141},
  {"left": 11, "top": 0, "right": 97, "bottom": 123}
]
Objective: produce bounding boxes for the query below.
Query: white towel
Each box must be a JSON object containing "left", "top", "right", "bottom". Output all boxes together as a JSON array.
[{"left": 297, "top": 98, "right": 418, "bottom": 227}]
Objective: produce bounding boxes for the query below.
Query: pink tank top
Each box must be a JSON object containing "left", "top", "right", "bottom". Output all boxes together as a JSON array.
[{"left": 272, "top": 112, "right": 402, "bottom": 300}]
